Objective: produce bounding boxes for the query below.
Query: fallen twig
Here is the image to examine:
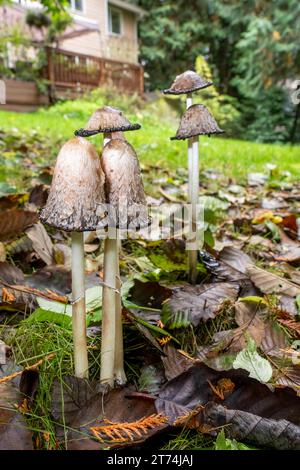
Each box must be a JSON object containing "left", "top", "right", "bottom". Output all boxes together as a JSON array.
[{"left": 0, "top": 279, "right": 69, "bottom": 304}]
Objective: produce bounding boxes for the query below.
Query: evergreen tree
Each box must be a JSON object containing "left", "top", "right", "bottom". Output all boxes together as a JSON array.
[{"left": 136, "top": 0, "right": 300, "bottom": 141}]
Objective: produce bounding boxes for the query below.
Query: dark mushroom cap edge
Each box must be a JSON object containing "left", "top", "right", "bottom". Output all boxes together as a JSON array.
[
  {"left": 74, "top": 124, "right": 141, "bottom": 137},
  {"left": 170, "top": 129, "right": 225, "bottom": 140},
  {"left": 163, "top": 82, "right": 213, "bottom": 95}
]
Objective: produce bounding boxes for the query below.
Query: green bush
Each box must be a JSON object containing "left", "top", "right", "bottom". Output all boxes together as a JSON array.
[
  {"left": 194, "top": 56, "right": 242, "bottom": 137},
  {"left": 241, "top": 87, "right": 294, "bottom": 143},
  {"left": 26, "top": 9, "right": 51, "bottom": 29}
]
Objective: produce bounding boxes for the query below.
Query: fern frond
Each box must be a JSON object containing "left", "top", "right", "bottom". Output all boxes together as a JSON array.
[
  {"left": 174, "top": 404, "right": 204, "bottom": 428},
  {"left": 91, "top": 413, "right": 167, "bottom": 443},
  {"left": 2, "top": 287, "right": 16, "bottom": 302}
]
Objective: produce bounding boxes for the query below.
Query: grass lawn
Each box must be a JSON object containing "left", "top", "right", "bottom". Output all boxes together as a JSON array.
[{"left": 0, "top": 92, "right": 299, "bottom": 180}]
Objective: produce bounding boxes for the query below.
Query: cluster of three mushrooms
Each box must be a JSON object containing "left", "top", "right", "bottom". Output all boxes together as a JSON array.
[{"left": 40, "top": 106, "right": 148, "bottom": 386}]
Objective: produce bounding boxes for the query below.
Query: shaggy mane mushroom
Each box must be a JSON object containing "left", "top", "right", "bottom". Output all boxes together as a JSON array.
[{"left": 40, "top": 136, "right": 106, "bottom": 379}]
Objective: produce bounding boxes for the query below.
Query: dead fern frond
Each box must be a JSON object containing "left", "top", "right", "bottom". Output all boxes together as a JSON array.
[
  {"left": 2, "top": 287, "right": 16, "bottom": 303},
  {"left": 174, "top": 404, "right": 204, "bottom": 428},
  {"left": 158, "top": 336, "right": 171, "bottom": 346},
  {"left": 90, "top": 413, "right": 167, "bottom": 443},
  {"left": 17, "top": 397, "right": 30, "bottom": 414},
  {"left": 207, "top": 378, "right": 235, "bottom": 401}
]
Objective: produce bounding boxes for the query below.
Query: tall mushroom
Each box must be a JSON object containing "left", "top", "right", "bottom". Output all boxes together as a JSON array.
[
  {"left": 40, "top": 137, "right": 106, "bottom": 379},
  {"left": 163, "top": 71, "right": 212, "bottom": 199},
  {"left": 75, "top": 107, "right": 147, "bottom": 387},
  {"left": 170, "top": 104, "right": 223, "bottom": 282},
  {"left": 164, "top": 71, "right": 216, "bottom": 284}
]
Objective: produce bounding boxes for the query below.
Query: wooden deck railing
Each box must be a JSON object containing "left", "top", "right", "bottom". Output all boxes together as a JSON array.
[{"left": 47, "top": 48, "right": 144, "bottom": 95}]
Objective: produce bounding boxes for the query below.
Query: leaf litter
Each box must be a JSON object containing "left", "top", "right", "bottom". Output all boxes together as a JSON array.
[{"left": 0, "top": 130, "right": 300, "bottom": 449}]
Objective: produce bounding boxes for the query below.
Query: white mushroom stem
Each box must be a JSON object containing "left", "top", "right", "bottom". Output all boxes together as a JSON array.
[
  {"left": 186, "top": 93, "right": 199, "bottom": 284},
  {"left": 100, "top": 131, "right": 126, "bottom": 386},
  {"left": 100, "top": 235, "right": 117, "bottom": 386},
  {"left": 113, "top": 229, "right": 126, "bottom": 385},
  {"left": 71, "top": 231, "right": 89, "bottom": 379},
  {"left": 188, "top": 137, "right": 199, "bottom": 284},
  {"left": 187, "top": 93, "right": 193, "bottom": 201}
]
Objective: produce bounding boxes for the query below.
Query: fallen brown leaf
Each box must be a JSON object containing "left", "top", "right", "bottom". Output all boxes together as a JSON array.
[
  {"left": 51, "top": 377, "right": 165, "bottom": 449},
  {"left": 200, "top": 402, "right": 300, "bottom": 450},
  {"left": 26, "top": 222, "right": 54, "bottom": 265},
  {"left": 247, "top": 265, "right": 300, "bottom": 297},
  {"left": 161, "top": 345, "right": 197, "bottom": 380},
  {"left": 155, "top": 363, "right": 300, "bottom": 427},
  {"left": 274, "top": 246, "right": 300, "bottom": 263},
  {"left": 0, "top": 369, "right": 38, "bottom": 450},
  {"left": 162, "top": 282, "right": 239, "bottom": 327},
  {"left": 0, "top": 209, "right": 37, "bottom": 242}
]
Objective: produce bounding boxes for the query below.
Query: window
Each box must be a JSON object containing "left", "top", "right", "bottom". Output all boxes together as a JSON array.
[
  {"left": 108, "top": 5, "right": 122, "bottom": 35},
  {"left": 68, "top": 0, "right": 84, "bottom": 12}
]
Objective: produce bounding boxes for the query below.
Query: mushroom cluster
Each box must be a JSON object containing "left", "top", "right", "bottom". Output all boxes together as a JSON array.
[
  {"left": 40, "top": 106, "right": 147, "bottom": 387},
  {"left": 164, "top": 71, "right": 224, "bottom": 284},
  {"left": 40, "top": 73, "right": 222, "bottom": 387}
]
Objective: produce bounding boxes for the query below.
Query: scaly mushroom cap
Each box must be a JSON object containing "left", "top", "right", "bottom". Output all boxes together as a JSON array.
[
  {"left": 101, "top": 139, "right": 149, "bottom": 229},
  {"left": 171, "top": 104, "right": 224, "bottom": 140},
  {"left": 163, "top": 70, "right": 212, "bottom": 95},
  {"left": 74, "top": 106, "right": 141, "bottom": 137},
  {"left": 40, "top": 137, "right": 106, "bottom": 231}
]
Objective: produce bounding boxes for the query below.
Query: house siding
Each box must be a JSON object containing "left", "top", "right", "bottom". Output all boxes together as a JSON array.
[
  {"left": 105, "top": 10, "right": 138, "bottom": 63},
  {"left": 0, "top": 1, "right": 144, "bottom": 109},
  {"left": 2, "top": 1, "right": 140, "bottom": 64},
  {"left": 59, "top": 0, "right": 139, "bottom": 64},
  {"left": 59, "top": 31, "right": 102, "bottom": 58}
]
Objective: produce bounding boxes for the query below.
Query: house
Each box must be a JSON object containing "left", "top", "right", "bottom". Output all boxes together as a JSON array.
[
  {"left": 8, "top": 0, "right": 145, "bottom": 64},
  {"left": 0, "top": 0, "right": 145, "bottom": 110},
  {"left": 60, "top": 0, "right": 145, "bottom": 65}
]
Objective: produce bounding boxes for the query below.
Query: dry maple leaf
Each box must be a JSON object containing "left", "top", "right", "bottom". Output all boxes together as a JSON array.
[{"left": 90, "top": 414, "right": 167, "bottom": 443}]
